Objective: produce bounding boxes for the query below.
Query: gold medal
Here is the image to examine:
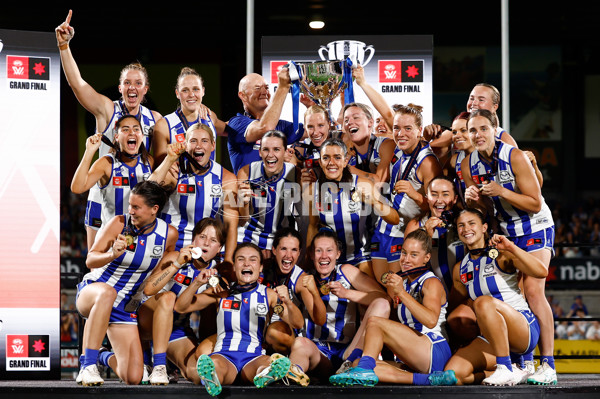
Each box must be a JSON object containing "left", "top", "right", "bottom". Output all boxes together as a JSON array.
[
  {"left": 488, "top": 247, "right": 499, "bottom": 259},
  {"left": 381, "top": 272, "right": 390, "bottom": 284},
  {"left": 125, "top": 235, "right": 134, "bottom": 246},
  {"left": 273, "top": 303, "right": 284, "bottom": 315},
  {"left": 208, "top": 275, "right": 220, "bottom": 288},
  {"left": 320, "top": 284, "right": 331, "bottom": 295}
]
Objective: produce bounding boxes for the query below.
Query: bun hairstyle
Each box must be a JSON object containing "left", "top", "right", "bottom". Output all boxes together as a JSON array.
[
  {"left": 394, "top": 103, "right": 424, "bottom": 128},
  {"left": 405, "top": 228, "right": 433, "bottom": 254},
  {"left": 131, "top": 180, "right": 169, "bottom": 213},
  {"left": 176, "top": 66, "right": 204, "bottom": 89},
  {"left": 120, "top": 62, "right": 149, "bottom": 87}
]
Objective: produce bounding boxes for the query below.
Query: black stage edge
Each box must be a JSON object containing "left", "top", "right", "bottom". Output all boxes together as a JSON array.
[{"left": 1, "top": 374, "right": 600, "bottom": 399}]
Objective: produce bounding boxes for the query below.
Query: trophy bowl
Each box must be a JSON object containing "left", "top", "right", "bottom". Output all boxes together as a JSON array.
[{"left": 293, "top": 60, "right": 348, "bottom": 131}]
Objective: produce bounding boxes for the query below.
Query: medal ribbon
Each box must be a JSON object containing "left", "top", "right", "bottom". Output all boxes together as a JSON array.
[
  {"left": 180, "top": 152, "right": 211, "bottom": 175},
  {"left": 228, "top": 281, "right": 258, "bottom": 295},
  {"left": 288, "top": 61, "right": 302, "bottom": 136},
  {"left": 343, "top": 58, "right": 355, "bottom": 104},
  {"left": 469, "top": 246, "right": 496, "bottom": 257},
  {"left": 313, "top": 267, "right": 337, "bottom": 294},
  {"left": 352, "top": 135, "right": 376, "bottom": 173},
  {"left": 124, "top": 216, "right": 156, "bottom": 237},
  {"left": 392, "top": 142, "right": 422, "bottom": 207}
]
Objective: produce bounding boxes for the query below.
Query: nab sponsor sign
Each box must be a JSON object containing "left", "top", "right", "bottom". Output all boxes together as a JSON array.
[{"left": 546, "top": 257, "right": 600, "bottom": 289}]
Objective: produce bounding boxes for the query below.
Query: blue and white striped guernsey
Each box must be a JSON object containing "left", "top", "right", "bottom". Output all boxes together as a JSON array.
[
  {"left": 376, "top": 143, "right": 435, "bottom": 238},
  {"left": 163, "top": 110, "right": 217, "bottom": 160},
  {"left": 454, "top": 150, "right": 467, "bottom": 204},
  {"left": 213, "top": 283, "right": 269, "bottom": 355},
  {"left": 467, "top": 141, "right": 553, "bottom": 237},
  {"left": 99, "top": 100, "right": 157, "bottom": 157},
  {"left": 304, "top": 265, "right": 358, "bottom": 344},
  {"left": 348, "top": 136, "right": 389, "bottom": 173},
  {"left": 397, "top": 271, "right": 448, "bottom": 340},
  {"left": 315, "top": 174, "right": 371, "bottom": 264},
  {"left": 98, "top": 153, "right": 152, "bottom": 226},
  {"left": 260, "top": 264, "right": 305, "bottom": 322},
  {"left": 86, "top": 100, "right": 157, "bottom": 229},
  {"left": 238, "top": 161, "right": 297, "bottom": 250},
  {"left": 418, "top": 216, "right": 466, "bottom": 292},
  {"left": 161, "top": 160, "right": 225, "bottom": 251},
  {"left": 459, "top": 253, "right": 530, "bottom": 312},
  {"left": 82, "top": 216, "right": 169, "bottom": 313}
]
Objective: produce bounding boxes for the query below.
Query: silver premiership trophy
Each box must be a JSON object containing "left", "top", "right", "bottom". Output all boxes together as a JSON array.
[{"left": 289, "top": 59, "right": 352, "bottom": 136}]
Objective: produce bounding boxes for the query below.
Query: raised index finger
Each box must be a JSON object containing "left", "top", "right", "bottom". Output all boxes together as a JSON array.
[{"left": 65, "top": 9, "right": 73, "bottom": 25}]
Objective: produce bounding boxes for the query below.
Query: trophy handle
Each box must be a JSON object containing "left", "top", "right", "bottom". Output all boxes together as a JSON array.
[
  {"left": 362, "top": 45, "right": 375, "bottom": 67},
  {"left": 318, "top": 46, "right": 329, "bottom": 61}
]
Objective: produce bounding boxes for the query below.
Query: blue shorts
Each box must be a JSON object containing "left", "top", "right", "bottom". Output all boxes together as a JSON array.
[
  {"left": 425, "top": 333, "right": 451, "bottom": 372},
  {"left": 314, "top": 341, "right": 348, "bottom": 370},
  {"left": 509, "top": 226, "right": 555, "bottom": 256},
  {"left": 211, "top": 350, "right": 263, "bottom": 373},
  {"left": 370, "top": 231, "right": 403, "bottom": 261},
  {"left": 519, "top": 309, "right": 540, "bottom": 355},
  {"left": 84, "top": 200, "right": 102, "bottom": 229},
  {"left": 345, "top": 253, "right": 371, "bottom": 267},
  {"left": 77, "top": 280, "right": 138, "bottom": 325},
  {"left": 476, "top": 309, "right": 539, "bottom": 355},
  {"left": 169, "top": 326, "right": 196, "bottom": 343}
]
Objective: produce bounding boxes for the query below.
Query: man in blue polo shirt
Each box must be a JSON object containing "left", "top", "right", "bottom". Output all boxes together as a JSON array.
[{"left": 226, "top": 66, "right": 308, "bottom": 173}]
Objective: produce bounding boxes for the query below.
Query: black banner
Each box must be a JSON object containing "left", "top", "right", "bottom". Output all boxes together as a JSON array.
[{"left": 546, "top": 257, "right": 600, "bottom": 290}]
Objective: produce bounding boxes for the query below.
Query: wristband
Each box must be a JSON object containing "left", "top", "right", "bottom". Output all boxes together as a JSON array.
[
  {"left": 172, "top": 260, "right": 182, "bottom": 269},
  {"left": 58, "top": 42, "right": 69, "bottom": 50}
]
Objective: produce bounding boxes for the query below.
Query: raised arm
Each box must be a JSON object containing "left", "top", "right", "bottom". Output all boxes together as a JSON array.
[
  {"left": 333, "top": 264, "right": 388, "bottom": 306},
  {"left": 56, "top": 10, "right": 115, "bottom": 132},
  {"left": 148, "top": 142, "right": 184, "bottom": 191},
  {"left": 270, "top": 287, "right": 304, "bottom": 330},
  {"left": 70, "top": 132, "right": 110, "bottom": 193},
  {"left": 353, "top": 65, "right": 394, "bottom": 130},
  {"left": 86, "top": 215, "right": 126, "bottom": 269},
  {"left": 385, "top": 273, "right": 446, "bottom": 329},
  {"left": 245, "top": 68, "right": 292, "bottom": 143},
  {"left": 297, "top": 273, "right": 327, "bottom": 326},
  {"left": 479, "top": 149, "right": 544, "bottom": 214},
  {"left": 221, "top": 170, "right": 240, "bottom": 263},
  {"left": 491, "top": 234, "right": 548, "bottom": 279}
]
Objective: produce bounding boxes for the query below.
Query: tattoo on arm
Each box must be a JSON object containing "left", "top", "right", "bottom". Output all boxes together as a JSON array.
[{"left": 153, "top": 269, "right": 172, "bottom": 287}]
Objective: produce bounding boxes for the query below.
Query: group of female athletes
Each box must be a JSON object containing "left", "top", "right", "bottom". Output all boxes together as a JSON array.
[{"left": 57, "top": 9, "right": 558, "bottom": 394}]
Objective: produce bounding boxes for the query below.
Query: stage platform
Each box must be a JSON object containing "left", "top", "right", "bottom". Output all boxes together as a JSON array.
[{"left": 1, "top": 374, "right": 600, "bottom": 399}]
